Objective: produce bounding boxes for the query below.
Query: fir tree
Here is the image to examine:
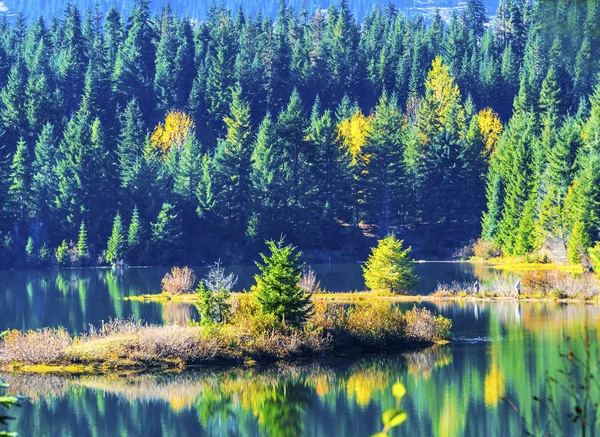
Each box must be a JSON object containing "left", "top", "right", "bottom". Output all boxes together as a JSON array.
[
  {"left": 363, "top": 234, "right": 418, "bottom": 294},
  {"left": 7, "top": 139, "right": 32, "bottom": 223},
  {"left": 77, "top": 221, "right": 88, "bottom": 260},
  {"left": 105, "top": 212, "right": 125, "bottom": 265},
  {"left": 127, "top": 206, "right": 141, "bottom": 264},
  {"left": 254, "top": 237, "right": 313, "bottom": 328}
]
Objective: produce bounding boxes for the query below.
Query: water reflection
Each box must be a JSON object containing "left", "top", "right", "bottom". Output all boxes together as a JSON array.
[
  {"left": 0, "top": 262, "right": 509, "bottom": 333},
  {"left": 3, "top": 302, "right": 599, "bottom": 437}
]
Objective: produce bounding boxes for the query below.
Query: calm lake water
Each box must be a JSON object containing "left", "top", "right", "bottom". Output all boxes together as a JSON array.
[{"left": 1, "top": 263, "right": 597, "bottom": 436}]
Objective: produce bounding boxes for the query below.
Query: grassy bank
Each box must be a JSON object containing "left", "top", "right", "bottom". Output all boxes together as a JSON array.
[{"left": 0, "top": 301, "right": 451, "bottom": 374}]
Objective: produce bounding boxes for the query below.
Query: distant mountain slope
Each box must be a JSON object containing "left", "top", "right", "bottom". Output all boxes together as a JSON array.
[{"left": 0, "top": 0, "right": 499, "bottom": 21}]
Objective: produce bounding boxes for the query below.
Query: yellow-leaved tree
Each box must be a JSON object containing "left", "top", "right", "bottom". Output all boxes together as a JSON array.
[
  {"left": 151, "top": 111, "right": 195, "bottom": 157},
  {"left": 477, "top": 107, "right": 503, "bottom": 159},
  {"left": 336, "top": 110, "right": 372, "bottom": 164},
  {"left": 417, "top": 57, "right": 464, "bottom": 146}
]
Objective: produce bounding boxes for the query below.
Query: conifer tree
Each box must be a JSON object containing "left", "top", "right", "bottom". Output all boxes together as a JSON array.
[
  {"left": 127, "top": 206, "right": 141, "bottom": 264},
  {"left": 254, "top": 237, "right": 313, "bottom": 328},
  {"left": 7, "top": 139, "right": 32, "bottom": 223},
  {"left": 106, "top": 212, "right": 125, "bottom": 264},
  {"left": 210, "top": 85, "right": 253, "bottom": 237},
  {"left": 31, "top": 123, "right": 56, "bottom": 226},
  {"left": 363, "top": 234, "right": 418, "bottom": 294},
  {"left": 77, "top": 221, "right": 88, "bottom": 260},
  {"left": 117, "top": 99, "right": 146, "bottom": 190}
]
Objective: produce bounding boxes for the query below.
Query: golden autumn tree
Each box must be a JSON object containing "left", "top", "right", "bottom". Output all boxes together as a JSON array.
[
  {"left": 417, "top": 57, "right": 464, "bottom": 146},
  {"left": 336, "top": 110, "right": 372, "bottom": 163},
  {"left": 477, "top": 107, "right": 503, "bottom": 158},
  {"left": 151, "top": 111, "right": 195, "bottom": 156}
]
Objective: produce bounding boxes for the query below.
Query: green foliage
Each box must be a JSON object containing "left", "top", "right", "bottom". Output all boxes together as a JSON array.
[
  {"left": 363, "top": 235, "right": 418, "bottom": 294},
  {"left": 56, "top": 240, "right": 69, "bottom": 267},
  {"left": 127, "top": 207, "right": 141, "bottom": 264},
  {"left": 254, "top": 238, "right": 313, "bottom": 328},
  {"left": 105, "top": 213, "right": 125, "bottom": 265},
  {"left": 76, "top": 221, "right": 88, "bottom": 260},
  {"left": 0, "top": 0, "right": 595, "bottom": 266},
  {"left": 195, "top": 283, "right": 231, "bottom": 327},
  {"left": 568, "top": 221, "right": 591, "bottom": 265}
]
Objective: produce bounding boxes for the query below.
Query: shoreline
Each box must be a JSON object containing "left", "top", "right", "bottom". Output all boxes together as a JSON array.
[
  {"left": 0, "top": 341, "right": 445, "bottom": 375},
  {"left": 125, "top": 291, "right": 600, "bottom": 305}
]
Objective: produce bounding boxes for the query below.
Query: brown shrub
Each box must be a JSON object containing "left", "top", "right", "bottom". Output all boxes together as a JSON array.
[
  {"left": 135, "top": 325, "right": 218, "bottom": 362},
  {"left": 161, "top": 266, "right": 196, "bottom": 294},
  {"left": 473, "top": 239, "right": 503, "bottom": 260},
  {"left": 520, "top": 270, "right": 599, "bottom": 299},
  {"left": 245, "top": 329, "right": 330, "bottom": 358},
  {"left": 343, "top": 304, "right": 406, "bottom": 346},
  {"left": 1, "top": 328, "right": 72, "bottom": 364},
  {"left": 404, "top": 306, "right": 451, "bottom": 342}
]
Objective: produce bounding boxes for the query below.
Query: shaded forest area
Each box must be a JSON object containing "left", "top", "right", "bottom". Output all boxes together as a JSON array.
[{"left": 0, "top": 0, "right": 598, "bottom": 266}]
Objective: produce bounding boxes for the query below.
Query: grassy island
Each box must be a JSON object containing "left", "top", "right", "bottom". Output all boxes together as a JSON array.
[{"left": 0, "top": 302, "right": 451, "bottom": 374}]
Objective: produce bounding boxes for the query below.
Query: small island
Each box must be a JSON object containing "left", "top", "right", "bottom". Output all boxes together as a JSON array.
[{"left": 0, "top": 236, "right": 451, "bottom": 374}]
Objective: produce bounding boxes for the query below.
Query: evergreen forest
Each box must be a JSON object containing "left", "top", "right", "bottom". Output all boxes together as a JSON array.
[{"left": 0, "top": 0, "right": 598, "bottom": 267}]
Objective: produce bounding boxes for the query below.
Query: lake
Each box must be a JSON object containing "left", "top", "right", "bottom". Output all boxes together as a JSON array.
[{"left": 1, "top": 263, "right": 597, "bottom": 436}]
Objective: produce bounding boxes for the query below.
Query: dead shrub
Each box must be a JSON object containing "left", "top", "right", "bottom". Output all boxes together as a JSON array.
[
  {"left": 161, "top": 266, "right": 196, "bottom": 294},
  {"left": 404, "top": 306, "right": 451, "bottom": 342},
  {"left": 299, "top": 267, "right": 321, "bottom": 294},
  {"left": 1, "top": 328, "right": 72, "bottom": 364},
  {"left": 135, "top": 325, "right": 217, "bottom": 362},
  {"left": 86, "top": 317, "right": 144, "bottom": 339}
]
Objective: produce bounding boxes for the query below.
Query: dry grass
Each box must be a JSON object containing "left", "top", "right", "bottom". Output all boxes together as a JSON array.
[
  {"left": 1, "top": 328, "right": 72, "bottom": 364},
  {"left": 433, "top": 271, "right": 600, "bottom": 301},
  {"left": 161, "top": 266, "right": 196, "bottom": 294},
  {"left": 1, "top": 299, "right": 452, "bottom": 372}
]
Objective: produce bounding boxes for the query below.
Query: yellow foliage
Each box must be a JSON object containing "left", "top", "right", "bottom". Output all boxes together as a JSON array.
[
  {"left": 151, "top": 111, "right": 195, "bottom": 156},
  {"left": 477, "top": 108, "right": 503, "bottom": 158},
  {"left": 336, "top": 110, "right": 372, "bottom": 164},
  {"left": 418, "top": 57, "right": 464, "bottom": 146}
]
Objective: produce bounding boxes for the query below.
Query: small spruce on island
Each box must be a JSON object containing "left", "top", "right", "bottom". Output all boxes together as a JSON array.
[{"left": 363, "top": 235, "right": 418, "bottom": 294}]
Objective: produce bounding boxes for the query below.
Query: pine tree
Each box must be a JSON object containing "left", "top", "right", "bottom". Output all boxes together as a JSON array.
[
  {"left": 464, "top": 0, "right": 487, "bottom": 38},
  {"left": 7, "top": 139, "right": 32, "bottom": 223},
  {"left": 127, "top": 206, "right": 141, "bottom": 264},
  {"left": 54, "top": 113, "right": 107, "bottom": 237},
  {"left": 77, "top": 221, "right": 88, "bottom": 260},
  {"left": 210, "top": 85, "right": 253, "bottom": 238},
  {"left": 105, "top": 212, "right": 125, "bottom": 265},
  {"left": 363, "top": 234, "right": 418, "bottom": 294},
  {"left": 1, "top": 59, "right": 28, "bottom": 147},
  {"left": 362, "top": 93, "right": 406, "bottom": 233},
  {"left": 56, "top": 239, "right": 69, "bottom": 267},
  {"left": 249, "top": 114, "right": 283, "bottom": 240},
  {"left": 495, "top": 111, "right": 536, "bottom": 254},
  {"left": 31, "top": 123, "right": 56, "bottom": 226},
  {"left": 254, "top": 237, "right": 313, "bottom": 328},
  {"left": 151, "top": 203, "right": 183, "bottom": 261},
  {"left": 117, "top": 99, "right": 146, "bottom": 190},
  {"left": 112, "top": 0, "right": 155, "bottom": 118}
]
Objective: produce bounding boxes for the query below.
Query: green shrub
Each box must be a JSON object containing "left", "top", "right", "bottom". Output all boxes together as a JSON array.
[{"left": 343, "top": 304, "right": 406, "bottom": 346}]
